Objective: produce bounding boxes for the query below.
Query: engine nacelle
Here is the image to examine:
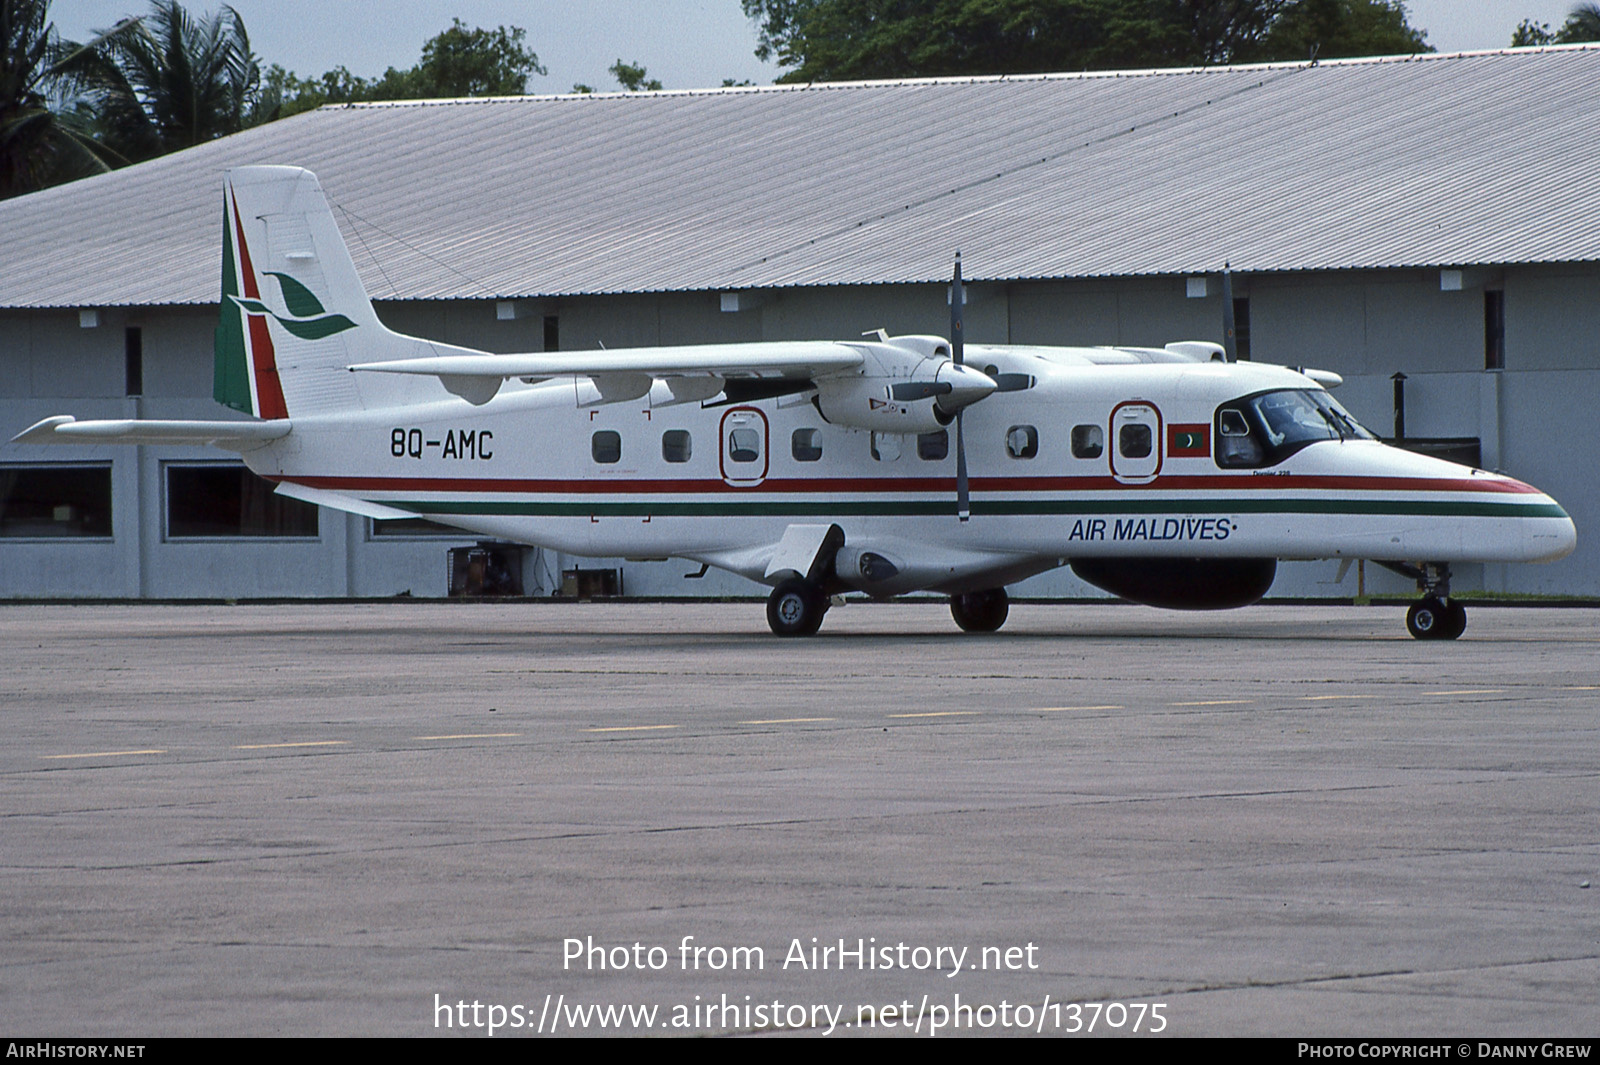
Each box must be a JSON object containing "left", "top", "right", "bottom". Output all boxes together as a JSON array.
[
  {"left": 1070, "top": 557, "right": 1277, "bottom": 610},
  {"left": 812, "top": 339, "right": 996, "bottom": 433},
  {"left": 813, "top": 375, "right": 946, "bottom": 433}
]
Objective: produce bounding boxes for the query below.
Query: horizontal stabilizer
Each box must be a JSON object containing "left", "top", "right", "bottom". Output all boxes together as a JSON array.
[
  {"left": 272, "top": 480, "right": 415, "bottom": 520},
  {"left": 11, "top": 416, "right": 291, "bottom": 448}
]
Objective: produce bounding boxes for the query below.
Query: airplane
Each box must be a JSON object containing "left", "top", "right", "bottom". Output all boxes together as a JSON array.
[{"left": 12, "top": 166, "right": 1577, "bottom": 638}]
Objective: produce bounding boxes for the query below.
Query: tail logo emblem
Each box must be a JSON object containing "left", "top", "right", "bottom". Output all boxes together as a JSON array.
[{"left": 230, "top": 272, "right": 357, "bottom": 341}]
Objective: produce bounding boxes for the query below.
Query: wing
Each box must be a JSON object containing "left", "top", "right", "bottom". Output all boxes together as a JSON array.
[{"left": 347, "top": 340, "right": 867, "bottom": 406}]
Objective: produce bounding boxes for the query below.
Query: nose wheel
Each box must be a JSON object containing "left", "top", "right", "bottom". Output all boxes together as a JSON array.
[{"left": 1405, "top": 596, "right": 1467, "bottom": 641}]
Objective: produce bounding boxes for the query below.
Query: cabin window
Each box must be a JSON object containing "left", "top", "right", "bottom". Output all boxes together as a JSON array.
[
  {"left": 0, "top": 464, "right": 113, "bottom": 538},
  {"left": 165, "top": 464, "right": 317, "bottom": 538},
  {"left": 1071, "top": 424, "right": 1103, "bottom": 459},
  {"left": 917, "top": 430, "right": 948, "bottom": 461},
  {"left": 791, "top": 428, "right": 822, "bottom": 462},
  {"left": 591, "top": 430, "right": 621, "bottom": 464},
  {"left": 662, "top": 429, "right": 692, "bottom": 463},
  {"left": 727, "top": 428, "right": 761, "bottom": 463},
  {"left": 1118, "top": 423, "right": 1152, "bottom": 459},
  {"left": 870, "top": 433, "right": 901, "bottom": 462},
  {"left": 1005, "top": 425, "right": 1038, "bottom": 459}
]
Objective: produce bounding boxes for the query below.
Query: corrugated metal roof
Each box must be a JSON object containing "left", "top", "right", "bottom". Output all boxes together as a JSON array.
[{"left": 4, "top": 45, "right": 1599, "bottom": 308}]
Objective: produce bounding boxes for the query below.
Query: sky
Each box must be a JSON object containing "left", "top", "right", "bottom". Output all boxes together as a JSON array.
[{"left": 50, "top": 0, "right": 1588, "bottom": 94}]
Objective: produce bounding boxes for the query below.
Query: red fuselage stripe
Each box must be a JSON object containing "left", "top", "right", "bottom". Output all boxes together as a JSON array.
[{"left": 277, "top": 473, "right": 1541, "bottom": 496}]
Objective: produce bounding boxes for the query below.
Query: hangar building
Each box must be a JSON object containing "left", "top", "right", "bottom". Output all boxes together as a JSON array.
[{"left": 3, "top": 45, "right": 1598, "bottom": 600}]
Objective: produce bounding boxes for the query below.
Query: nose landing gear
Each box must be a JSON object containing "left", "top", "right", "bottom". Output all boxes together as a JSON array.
[{"left": 1381, "top": 561, "right": 1467, "bottom": 641}]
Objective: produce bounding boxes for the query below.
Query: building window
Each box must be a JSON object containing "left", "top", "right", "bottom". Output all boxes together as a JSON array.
[
  {"left": 662, "top": 429, "right": 692, "bottom": 463},
  {"left": 543, "top": 315, "right": 559, "bottom": 352},
  {"left": 1485, "top": 290, "right": 1505, "bottom": 370},
  {"left": 0, "top": 464, "right": 112, "bottom": 538},
  {"left": 124, "top": 327, "right": 143, "bottom": 396},
  {"left": 792, "top": 428, "right": 822, "bottom": 462},
  {"left": 1071, "top": 424, "right": 1103, "bottom": 459},
  {"left": 917, "top": 430, "right": 948, "bottom": 461},
  {"left": 1005, "top": 425, "right": 1038, "bottom": 459},
  {"left": 165, "top": 464, "right": 317, "bottom": 538},
  {"left": 591, "top": 430, "right": 621, "bottom": 464}
]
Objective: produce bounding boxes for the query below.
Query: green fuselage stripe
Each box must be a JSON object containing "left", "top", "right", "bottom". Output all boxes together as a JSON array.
[{"left": 391, "top": 497, "right": 1567, "bottom": 520}]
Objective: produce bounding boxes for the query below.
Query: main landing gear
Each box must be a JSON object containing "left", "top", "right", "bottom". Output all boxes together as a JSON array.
[
  {"left": 950, "top": 587, "right": 1009, "bottom": 633},
  {"left": 1381, "top": 561, "right": 1467, "bottom": 641},
  {"left": 766, "top": 578, "right": 829, "bottom": 637}
]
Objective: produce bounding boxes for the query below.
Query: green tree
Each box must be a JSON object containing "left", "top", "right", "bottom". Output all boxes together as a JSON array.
[
  {"left": 1251, "top": 0, "right": 1429, "bottom": 62},
  {"left": 1556, "top": 1, "right": 1600, "bottom": 41},
  {"left": 70, "top": 1, "right": 262, "bottom": 165},
  {"left": 1512, "top": 18, "right": 1556, "bottom": 45},
  {"left": 415, "top": 19, "right": 545, "bottom": 96},
  {"left": 609, "top": 59, "right": 662, "bottom": 90},
  {"left": 271, "top": 20, "right": 544, "bottom": 117},
  {"left": 0, "top": 0, "right": 136, "bottom": 197},
  {"left": 741, "top": 0, "right": 1429, "bottom": 81}
]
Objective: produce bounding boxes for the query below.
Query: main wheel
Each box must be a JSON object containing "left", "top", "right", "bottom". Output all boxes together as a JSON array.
[
  {"left": 1406, "top": 597, "right": 1449, "bottom": 640},
  {"left": 951, "top": 588, "right": 1009, "bottom": 633},
  {"left": 767, "top": 578, "right": 827, "bottom": 636},
  {"left": 1440, "top": 598, "right": 1467, "bottom": 640}
]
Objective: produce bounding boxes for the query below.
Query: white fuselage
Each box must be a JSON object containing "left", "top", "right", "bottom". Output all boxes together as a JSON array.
[{"left": 248, "top": 351, "right": 1575, "bottom": 595}]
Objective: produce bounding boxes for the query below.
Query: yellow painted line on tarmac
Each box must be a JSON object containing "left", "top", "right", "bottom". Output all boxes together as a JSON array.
[
  {"left": 1562, "top": 686, "right": 1600, "bottom": 690},
  {"left": 1425, "top": 689, "right": 1506, "bottom": 696},
  {"left": 41, "top": 749, "right": 166, "bottom": 760},
  {"left": 887, "top": 711, "right": 980, "bottom": 719},
  {"left": 1170, "top": 699, "right": 1253, "bottom": 706},
  {"left": 1035, "top": 705, "right": 1123, "bottom": 712},
  {"left": 1301, "top": 695, "right": 1380, "bottom": 702},
  {"left": 413, "top": 733, "right": 523, "bottom": 740},
  {"left": 739, "top": 717, "right": 836, "bottom": 725},
  {"left": 233, "top": 741, "right": 349, "bottom": 750},
  {"left": 584, "top": 724, "right": 680, "bottom": 733}
]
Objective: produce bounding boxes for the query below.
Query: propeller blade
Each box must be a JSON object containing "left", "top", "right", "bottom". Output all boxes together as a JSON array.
[
  {"left": 1221, "top": 263, "right": 1237, "bottom": 363},
  {"left": 956, "top": 410, "right": 970, "bottom": 523},
  {"left": 889, "top": 381, "right": 953, "bottom": 402},
  {"left": 949, "top": 251, "right": 965, "bottom": 367}
]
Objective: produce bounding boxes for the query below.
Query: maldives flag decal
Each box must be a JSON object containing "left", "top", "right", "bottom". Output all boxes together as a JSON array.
[{"left": 1168, "top": 423, "right": 1211, "bottom": 458}]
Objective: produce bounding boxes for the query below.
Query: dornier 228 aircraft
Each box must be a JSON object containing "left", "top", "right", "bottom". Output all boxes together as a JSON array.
[{"left": 13, "top": 166, "right": 1577, "bottom": 637}]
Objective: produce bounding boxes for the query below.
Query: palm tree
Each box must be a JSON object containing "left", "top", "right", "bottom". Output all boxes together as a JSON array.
[
  {"left": 0, "top": 0, "right": 135, "bottom": 198},
  {"left": 1558, "top": 2, "right": 1600, "bottom": 42},
  {"left": 73, "top": 0, "right": 262, "bottom": 166}
]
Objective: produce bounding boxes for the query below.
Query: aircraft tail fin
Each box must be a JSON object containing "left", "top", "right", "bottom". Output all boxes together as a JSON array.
[{"left": 216, "top": 166, "right": 466, "bottom": 419}]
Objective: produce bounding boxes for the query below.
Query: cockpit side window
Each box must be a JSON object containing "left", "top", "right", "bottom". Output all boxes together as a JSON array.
[{"left": 1215, "top": 389, "right": 1374, "bottom": 469}]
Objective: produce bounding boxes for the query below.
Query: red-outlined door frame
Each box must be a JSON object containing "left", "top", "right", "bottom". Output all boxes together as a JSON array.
[
  {"left": 1109, "top": 400, "right": 1163, "bottom": 484},
  {"left": 719, "top": 406, "right": 770, "bottom": 487}
]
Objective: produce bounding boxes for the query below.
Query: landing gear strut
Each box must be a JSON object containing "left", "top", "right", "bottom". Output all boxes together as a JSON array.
[
  {"left": 951, "top": 587, "right": 1009, "bottom": 633},
  {"left": 767, "top": 578, "right": 828, "bottom": 636},
  {"left": 1383, "top": 562, "right": 1467, "bottom": 641}
]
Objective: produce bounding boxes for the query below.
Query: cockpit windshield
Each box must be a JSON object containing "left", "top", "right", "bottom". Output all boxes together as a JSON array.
[{"left": 1215, "top": 389, "right": 1375, "bottom": 468}]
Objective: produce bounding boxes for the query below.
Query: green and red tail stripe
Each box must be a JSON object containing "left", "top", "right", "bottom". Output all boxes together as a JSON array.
[{"left": 214, "top": 186, "right": 288, "bottom": 419}]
